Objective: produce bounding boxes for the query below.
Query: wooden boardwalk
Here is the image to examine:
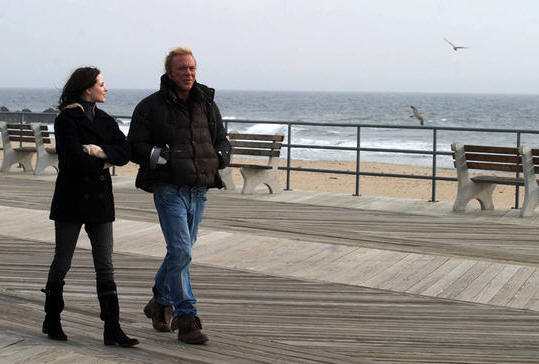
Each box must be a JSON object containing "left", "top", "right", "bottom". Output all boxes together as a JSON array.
[{"left": 0, "top": 174, "right": 539, "bottom": 362}]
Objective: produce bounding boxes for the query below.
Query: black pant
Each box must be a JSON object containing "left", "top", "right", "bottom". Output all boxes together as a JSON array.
[{"left": 47, "top": 221, "right": 114, "bottom": 284}]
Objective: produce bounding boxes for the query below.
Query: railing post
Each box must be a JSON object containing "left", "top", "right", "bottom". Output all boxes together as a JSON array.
[
  {"left": 515, "top": 132, "right": 521, "bottom": 209},
  {"left": 286, "top": 123, "right": 292, "bottom": 191},
  {"left": 354, "top": 126, "right": 361, "bottom": 196},
  {"left": 430, "top": 128, "right": 438, "bottom": 202},
  {"left": 19, "top": 113, "right": 25, "bottom": 149}
]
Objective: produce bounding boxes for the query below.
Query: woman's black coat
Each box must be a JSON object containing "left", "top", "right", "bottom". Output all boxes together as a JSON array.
[{"left": 50, "top": 104, "right": 129, "bottom": 223}]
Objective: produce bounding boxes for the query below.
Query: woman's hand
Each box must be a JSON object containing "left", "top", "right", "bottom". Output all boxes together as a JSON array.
[{"left": 82, "top": 144, "right": 108, "bottom": 159}]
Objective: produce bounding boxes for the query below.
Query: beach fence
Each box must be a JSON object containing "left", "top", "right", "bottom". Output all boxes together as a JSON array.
[
  {"left": 2, "top": 111, "right": 539, "bottom": 207},
  {"left": 222, "top": 119, "right": 539, "bottom": 208}
]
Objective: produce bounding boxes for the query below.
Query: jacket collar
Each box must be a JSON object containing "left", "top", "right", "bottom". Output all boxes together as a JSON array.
[
  {"left": 61, "top": 103, "right": 110, "bottom": 138},
  {"left": 159, "top": 74, "right": 215, "bottom": 105}
]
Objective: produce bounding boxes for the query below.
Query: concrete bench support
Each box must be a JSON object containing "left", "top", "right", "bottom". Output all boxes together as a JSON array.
[
  {"left": 31, "top": 123, "right": 58, "bottom": 175},
  {"left": 518, "top": 145, "right": 539, "bottom": 217},
  {"left": 452, "top": 142, "right": 495, "bottom": 212},
  {"left": 0, "top": 121, "right": 34, "bottom": 172}
]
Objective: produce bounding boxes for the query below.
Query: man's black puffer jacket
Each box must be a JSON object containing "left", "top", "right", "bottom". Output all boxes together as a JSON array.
[{"left": 128, "top": 75, "right": 230, "bottom": 192}]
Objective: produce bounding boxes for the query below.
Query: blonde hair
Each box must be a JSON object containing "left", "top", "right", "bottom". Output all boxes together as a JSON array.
[{"left": 164, "top": 46, "right": 196, "bottom": 72}]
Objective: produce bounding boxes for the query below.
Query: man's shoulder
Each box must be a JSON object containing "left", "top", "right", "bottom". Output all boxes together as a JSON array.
[
  {"left": 193, "top": 82, "right": 215, "bottom": 103},
  {"left": 133, "top": 90, "right": 165, "bottom": 114},
  {"left": 136, "top": 90, "right": 162, "bottom": 106}
]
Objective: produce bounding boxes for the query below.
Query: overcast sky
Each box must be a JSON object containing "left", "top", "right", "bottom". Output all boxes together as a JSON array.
[{"left": 2, "top": 0, "right": 539, "bottom": 94}]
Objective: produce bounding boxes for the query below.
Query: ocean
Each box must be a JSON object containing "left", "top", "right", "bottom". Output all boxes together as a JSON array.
[{"left": 1, "top": 88, "right": 539, "bottom": 169}]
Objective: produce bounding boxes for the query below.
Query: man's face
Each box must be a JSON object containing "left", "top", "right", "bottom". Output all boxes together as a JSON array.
[{"left": 168, "top": 54, "right": 196, "bottom": 93}]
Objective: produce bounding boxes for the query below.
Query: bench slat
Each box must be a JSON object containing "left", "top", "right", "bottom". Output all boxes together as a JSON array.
[
  {"left": 13, "top": 146, "right": 37, "bottom": 153},
  {"left": 6, "top": 123, "right": 48, "bottom": 130},
  {"left": 5, "top": 130, "right": 49, "bottom": 138},
  {"left": 6, "top": 123, "right": 33, "bottom": 130},
  {"left": 228, "top": 163, "right": 272, "bottom": 169},
  {"left": 466, "top": 162, "right": 522, "bottom": 173},
  {"left": 8, "top": 136, "right": 52, "bottom": 144},
  {"left": 9, "top": 136, "right": 38, "bottom": 143},
  {"left": 232, "top": 148, "right": 280, "bottom": 157},
  {"left": 464, "top": 153, "right": 521, "bottom": 164},
  {"left": 6, "top": 130, "right": 34, "bottom": 137},
  {"left": 231, "top": 140, "right": 282, "bottom": 150},
  {"left": 463, "top": 145, "right": 519, "bottom": 154},
  {"left": 229, "top": 133, "right": 284, "bottom": 142},
  {"left": 471, "top": 176, "right": 525, "bottom": 185}
]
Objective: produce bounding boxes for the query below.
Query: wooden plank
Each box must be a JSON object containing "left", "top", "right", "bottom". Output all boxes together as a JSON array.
[
  {"left": 8, "top": 136, "right": 37, "bottom": 143},
  {"left": 12, "top": 147, "right": 37, "bottom": 152},
  {"left": 2, "top": 238, "right": 539, "bottom": 363},
  {"left": 435, "top": 261, "right": 492, "bottom": 299},
  {"left": 6, "top": 123, "right": 32, "bottom": 130},
  {"left": 6, "top": 129, "right": 34, "bottom": 136},
  {"left": 466, "top": 161, "right": 522, "bottom": 172},
  {"left": 464, "top": 152, "right": 521, "bottom": 164},
  {"left": 231, "top": 148, "right": 280, "bottom": 157},
  {"left": 382, "top": 255, "right": 449, "bottom": 292},
  {"left": 415, "top": 260, "right": 476, "bottom": 296},
  {"left": 350, "top": 250, "right": 410, "bottom": 285},
  {"left": 508, "top": 270, "right": 539, "bottom": 309},
  {"left": 228, "top": 163, "right": 272, "bottom": 169},
  {"left": 474, "top": 265, "right": 521, "bottom": 303},
  {"left": 229, "top": 133, "right": 284, "bottom": 142},
  {"left": 471, "top": 175, "right": 525, "bottom": 185},
  {"left": 463, "top": 145, "right": 519, "bottom": 154},
  {"left": 488, "top": 266, "right": 536, "bottom": 306},
  {"left": 231, "top": 140, "right": 282, "bottom": 149},
  {"left": 361, "top": 253, "right": 418, "bottom": 287}
]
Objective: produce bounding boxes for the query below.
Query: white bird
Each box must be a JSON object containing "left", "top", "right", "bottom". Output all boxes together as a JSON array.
[
  {"left": 410, "top": 106, "right": 424, "bottom": 126},
  {"left": 444, "top": 38, "right": 469, "bottom": 51}
]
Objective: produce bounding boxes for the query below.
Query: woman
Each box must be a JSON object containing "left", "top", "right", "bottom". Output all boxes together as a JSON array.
[{"left": 42, "top": 67, "right": 138, "bottom": 347}]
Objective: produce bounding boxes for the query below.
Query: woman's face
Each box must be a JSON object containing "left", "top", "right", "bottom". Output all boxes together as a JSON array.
[{"left": 85, "top": 73, "right": 108, "bottom": 103}]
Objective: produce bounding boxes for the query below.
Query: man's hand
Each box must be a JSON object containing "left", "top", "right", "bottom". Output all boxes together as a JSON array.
[{"left": 82, "top": 144, "right": 108, "bottom": 159}]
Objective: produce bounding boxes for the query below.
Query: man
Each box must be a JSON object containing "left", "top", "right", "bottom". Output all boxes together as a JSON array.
[{"left": 128, "top": 46, "right": 230, "bottom": 344}]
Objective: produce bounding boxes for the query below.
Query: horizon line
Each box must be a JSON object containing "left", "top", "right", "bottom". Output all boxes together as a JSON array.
[{"left": 1, "top": 86, "right": 539, "bottom": 97}]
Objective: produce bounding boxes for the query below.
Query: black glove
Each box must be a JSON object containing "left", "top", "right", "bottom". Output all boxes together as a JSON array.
[
  {"left": 149, "top": 144, "right": 170, "bottom": 170},
  {"left": 217, "top": 148, "right": 230, "bottom": 169}
]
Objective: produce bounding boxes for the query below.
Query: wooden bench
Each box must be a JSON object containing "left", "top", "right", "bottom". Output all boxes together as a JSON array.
[
  {"left": 0, "top": 121, "right": 58, "bottom": 175},
  {"left": 219, "top": 132, "right": 284, "bottom": 194},
  {"left": 451, "top": 141, "right": 539, "bottom": 217}
]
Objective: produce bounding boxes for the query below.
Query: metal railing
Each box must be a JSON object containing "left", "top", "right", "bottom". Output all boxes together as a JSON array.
[
  {"left": 2, "top": 112, "right": 539, "bottom": 207},
  {"left": 223, "top": 119, "right": 539, "bottom": 208}
]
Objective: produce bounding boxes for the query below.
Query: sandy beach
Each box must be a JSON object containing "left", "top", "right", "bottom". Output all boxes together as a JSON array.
[{"left": 112, "top": 157, "right": 524, "bottom": 208}]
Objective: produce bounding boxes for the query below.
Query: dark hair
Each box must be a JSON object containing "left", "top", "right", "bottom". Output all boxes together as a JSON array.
[{"left": 58, "top": 67, "right": 101, "bottom": 110}]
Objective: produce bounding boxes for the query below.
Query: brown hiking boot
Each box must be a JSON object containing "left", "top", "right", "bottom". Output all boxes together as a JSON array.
[
  {"left": 143, "top": 296, "right": 173, "bottom": 332},
  {"left": 171, "top": 314, "right": 208, "bottom": 344}
]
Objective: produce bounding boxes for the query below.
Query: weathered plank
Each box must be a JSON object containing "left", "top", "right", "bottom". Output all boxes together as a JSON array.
[{"left": 2, "top": 238, "right": 539, "bottom": 363}]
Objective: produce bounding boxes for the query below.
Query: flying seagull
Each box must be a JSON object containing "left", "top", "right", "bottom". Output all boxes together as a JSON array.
[
  {"left": 410, "top": 106, "right": 424, "bottom": 126},
  {"left": 444, "top": 38, "right": 469, "bottom": 51}
]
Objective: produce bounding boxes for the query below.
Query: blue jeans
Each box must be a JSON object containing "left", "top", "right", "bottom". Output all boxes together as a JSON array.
[{"left": 152, "top": 184, "right": 207, "bottom": 316}]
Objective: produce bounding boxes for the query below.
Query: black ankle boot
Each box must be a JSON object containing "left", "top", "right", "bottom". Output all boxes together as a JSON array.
[
  {"left": 41, "top": 281, "right": 67, "bottom": 341},
  {"left": 104, "top": 321, "right": 140, "bottom": 347},
  {"left": 97, "top": 281, "right": 139, "bottom": 347}
]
